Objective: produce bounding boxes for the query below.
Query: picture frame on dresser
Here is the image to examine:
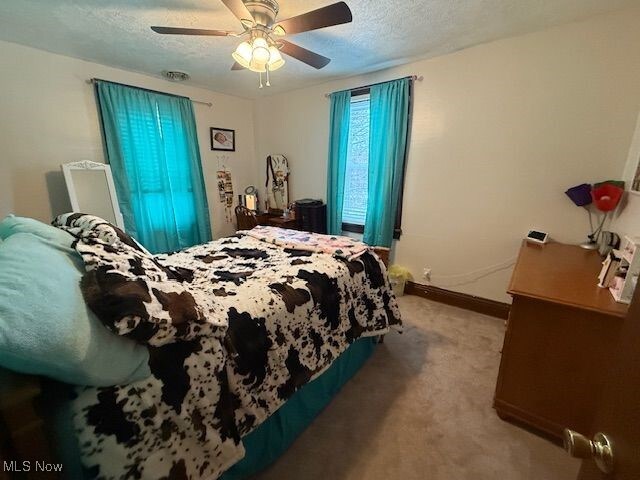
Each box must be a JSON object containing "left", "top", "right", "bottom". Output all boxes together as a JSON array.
[{"left": 622, "top": 111, "right": 640, "bottom": 194}]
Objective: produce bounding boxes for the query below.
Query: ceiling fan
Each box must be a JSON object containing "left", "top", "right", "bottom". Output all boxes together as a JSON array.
[{"left": 151, "top": 0, "right": 353, "bottom": 88}]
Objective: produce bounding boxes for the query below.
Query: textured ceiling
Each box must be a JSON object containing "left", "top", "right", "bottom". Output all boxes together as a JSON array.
[{"left": 0, "top": 0, "right": 637, "bottom": 98}]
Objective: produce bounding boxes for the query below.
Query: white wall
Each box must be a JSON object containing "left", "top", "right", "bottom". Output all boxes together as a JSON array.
[
  {"left": 613, "top": 112, "right": 640, "bottom": 238},
  {"left": 2, "top": 8, "right": 639, "bottom": 301},
  {"left": 254, "top": 7, "right": 640, "bottom": 302},
  {"left": 0, "top": 40, "right": 257, "bottom": 239}
]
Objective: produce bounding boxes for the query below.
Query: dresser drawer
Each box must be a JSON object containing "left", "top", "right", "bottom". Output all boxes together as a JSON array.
[{"left": 494, "top": 295, "right": 623, "bottom": 440}]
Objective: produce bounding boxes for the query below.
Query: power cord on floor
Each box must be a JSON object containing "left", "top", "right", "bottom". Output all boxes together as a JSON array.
[{"left": 428, "top": 257, "right": 517, "bottom": 287}]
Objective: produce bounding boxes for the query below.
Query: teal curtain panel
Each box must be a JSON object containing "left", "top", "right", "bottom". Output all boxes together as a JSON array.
[
  {"left": 363, "top": 78, "right": 410, "bottom": 247},
  {"left": 326, "top": 91, "right": 352, "bottom": 235},
  {"left": 96, "top": 81, "right": 212, "bottom": 253}
]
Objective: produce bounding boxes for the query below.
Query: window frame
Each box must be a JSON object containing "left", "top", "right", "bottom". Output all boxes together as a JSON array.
[{"left": 341, "top": 83, "right": 412, "bottom": 241}]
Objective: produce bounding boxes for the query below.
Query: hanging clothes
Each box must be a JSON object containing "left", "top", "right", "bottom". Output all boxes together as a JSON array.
[{"left": 265, "top": 155, "right": 289, "bottom": 210}]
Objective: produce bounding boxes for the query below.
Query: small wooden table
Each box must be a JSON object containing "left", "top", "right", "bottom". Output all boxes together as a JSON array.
[
  {"left": 494, "top": 241, "right": 627, "bottom": 441},
  {"left": 255, "top": 212, "right": 298, "bottom": 230}
]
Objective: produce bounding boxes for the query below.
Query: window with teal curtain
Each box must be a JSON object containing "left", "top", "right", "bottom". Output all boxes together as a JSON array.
[
  {"left": 96, "top": 81, "right": 212, "bottom": 253},
  {"left": 329, "top": 78, "right": 411, "bottom": 246}
]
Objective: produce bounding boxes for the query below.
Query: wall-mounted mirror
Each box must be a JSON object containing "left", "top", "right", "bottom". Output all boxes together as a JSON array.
[
  {"left": 62, "top": 161, "right": 125, "bottom": 229},
  {"left": 623, "top": 112, "right": 640, "bottom": 195},
  {"left": 265, "top": 155, "right": 290, "bottom": 212}
]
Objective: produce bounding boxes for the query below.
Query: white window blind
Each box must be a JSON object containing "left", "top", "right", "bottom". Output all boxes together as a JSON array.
[{"left": 342, "top": 95, "right": 370, "bottom": 225}]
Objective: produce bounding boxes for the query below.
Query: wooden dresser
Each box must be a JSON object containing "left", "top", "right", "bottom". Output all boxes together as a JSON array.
[{"left": 494, "top": 241, "right": 627, "bottom": 442}]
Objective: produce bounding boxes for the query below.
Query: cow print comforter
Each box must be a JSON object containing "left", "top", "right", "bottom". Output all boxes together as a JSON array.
[{"left": 53, "top": 214, "right": 401, "bottom": 479}]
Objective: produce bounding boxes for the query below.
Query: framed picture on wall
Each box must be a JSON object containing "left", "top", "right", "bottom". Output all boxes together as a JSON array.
[{"left": 210, "top": 127, "right": 235, "bottom": 152}]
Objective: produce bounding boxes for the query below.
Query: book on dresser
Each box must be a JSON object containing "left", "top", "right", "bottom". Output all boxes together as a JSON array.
[{"left": 607, "top": 236, "right": 640, "bottom": 304}]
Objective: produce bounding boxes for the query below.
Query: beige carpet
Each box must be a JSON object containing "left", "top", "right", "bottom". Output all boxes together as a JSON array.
[{"left": 253, "top": 295, "right": 581, "bottom": 480}]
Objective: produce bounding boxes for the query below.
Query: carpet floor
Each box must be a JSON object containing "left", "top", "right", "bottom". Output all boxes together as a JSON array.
[{"left": 252, "top": 294, "right": 581, "bottom": 480}]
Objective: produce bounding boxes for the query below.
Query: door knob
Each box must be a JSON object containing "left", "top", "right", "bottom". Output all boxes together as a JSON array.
[{"left": 563, "top": 429, "right": 615, "bottom": 474}]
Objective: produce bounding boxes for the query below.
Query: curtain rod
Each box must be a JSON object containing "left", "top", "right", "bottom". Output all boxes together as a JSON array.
[
  {"left": 324, "top": 75, "right": 423, "bottom": 98},
  {"left": 86, "top": 78, "right": 213, "bottom": 107}
]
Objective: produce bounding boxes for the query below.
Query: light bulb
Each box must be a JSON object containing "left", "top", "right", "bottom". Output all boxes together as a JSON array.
[
  {"left": 248, "top": 54, "right": 267, "bottom": 72},
  {"left": 247, "top": 36, "right": 270, "bottom": 72},
  {"left": 252, "top": 37, "right": 269, "bottom": 49},
  {"left": 267, "top": 45, "right": 285, "bottom": 71},
  {"left": 231, "top": 41, "right": 252, "bottom": 69},
  {"left": 252, "top": 46, "right": 270, "bottom": 64}
]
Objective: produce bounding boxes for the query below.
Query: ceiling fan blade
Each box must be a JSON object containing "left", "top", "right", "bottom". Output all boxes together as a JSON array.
[
  {"left": 220, "top": 0, "right": 254, "bottom": 23},
  {"left": 279, "top": 40, "right": 331, "bottom": 69},
  {"left": 151, "top": 26, "right": 234, "bottom": 36},
  {"left": 274, "top": 2, "right": 352, "bottom": 35},
  {"left": 231, "top": 62, "right": 244, "bottom": 71}
]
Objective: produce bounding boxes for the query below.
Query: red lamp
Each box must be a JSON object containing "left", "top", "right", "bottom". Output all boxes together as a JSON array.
[
  {"left": 567, "top": 181, "right": 625, "bottom": 250},
  {"left": 591, "top": 183, "right": 623, "bottom": 212}
]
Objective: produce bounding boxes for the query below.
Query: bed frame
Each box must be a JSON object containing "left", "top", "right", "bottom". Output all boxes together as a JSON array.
[{"left": 0, "top": 369, "right": 58, "bottom": 479}]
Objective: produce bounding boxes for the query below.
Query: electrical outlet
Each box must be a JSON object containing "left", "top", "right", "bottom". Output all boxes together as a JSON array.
[{"left": 422, "top": 268, "right": 432, "bottom": 282}]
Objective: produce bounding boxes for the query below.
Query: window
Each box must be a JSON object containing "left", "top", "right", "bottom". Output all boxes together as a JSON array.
[
  {"left": 342, "top": 93, "right": 370, "bottom": 230},
  {"left": 95, "top": 80, "right": 211, "bottom": 253},
  {"left": 341, "top": 90, "right": 407, "bottom": 239},
  {"left": 115, "top": 105, "right": 197, "bottom": 233}
]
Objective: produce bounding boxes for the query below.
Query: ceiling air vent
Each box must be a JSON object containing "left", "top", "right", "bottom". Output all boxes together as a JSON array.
[{"left": 162, "top": 70, "right": 190, "bottom": 82}]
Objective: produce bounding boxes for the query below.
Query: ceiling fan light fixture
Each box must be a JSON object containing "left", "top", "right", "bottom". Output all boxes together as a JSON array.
[
  {"left": 248, "top": 58, "right": 268, "bottom": 72},
  {"left": 245, "top": 36, "right": 271, "bottom": 72},
  {"left": 152, "top": 0, "right": 354, "bottom": 88},
  {"left": 252, "top": 37, "right": 269, "bottom": 49},
  {"left": 252, "top": 46, "right": 270, "bottom": 64},
  {"left": 267, "top": 45, "right": 285, "bottom": 70},
  {"left": 232, "top": 41, "right": 253, "bottom": 68}
]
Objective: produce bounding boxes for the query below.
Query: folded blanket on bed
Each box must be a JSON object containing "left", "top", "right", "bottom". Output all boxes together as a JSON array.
[
  {"left": 243, "top": 225, "right": 369, "bottom": 260},
  {"left": 52, "top": 213, "right": 401, "bottom": 480}
]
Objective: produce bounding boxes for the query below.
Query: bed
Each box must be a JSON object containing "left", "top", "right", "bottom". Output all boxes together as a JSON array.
[{"left": 0, "top": 214, "right": 401, "bottom": 479}]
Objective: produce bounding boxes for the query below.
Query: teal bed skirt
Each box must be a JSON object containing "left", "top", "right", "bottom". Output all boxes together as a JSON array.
[
  {"left": 45, "top": 336, "right": 377, "bottom": 480},
  {"left": 220, "top": 336, "right": 377, "bottom": 480}
]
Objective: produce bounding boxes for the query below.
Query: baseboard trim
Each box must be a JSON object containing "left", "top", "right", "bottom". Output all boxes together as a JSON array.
[{"left": 404, "top": 281, "right": 510, "bottom": 319}]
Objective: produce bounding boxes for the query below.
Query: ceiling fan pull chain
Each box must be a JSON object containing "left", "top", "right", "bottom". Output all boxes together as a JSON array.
[
  {"left": 266, "top": 65, "right": 271, "bottom": 87},
  {"left": 259, "top": 71, "right": 264, "bottom": 89}
]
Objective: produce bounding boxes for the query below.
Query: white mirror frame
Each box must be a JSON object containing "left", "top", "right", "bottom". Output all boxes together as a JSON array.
[
  {"left": 622, "top": 112, "right": 640, "bottom": 196},
  {"left": 61, "top": 160, "right": 126, "bottom": 230}
]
